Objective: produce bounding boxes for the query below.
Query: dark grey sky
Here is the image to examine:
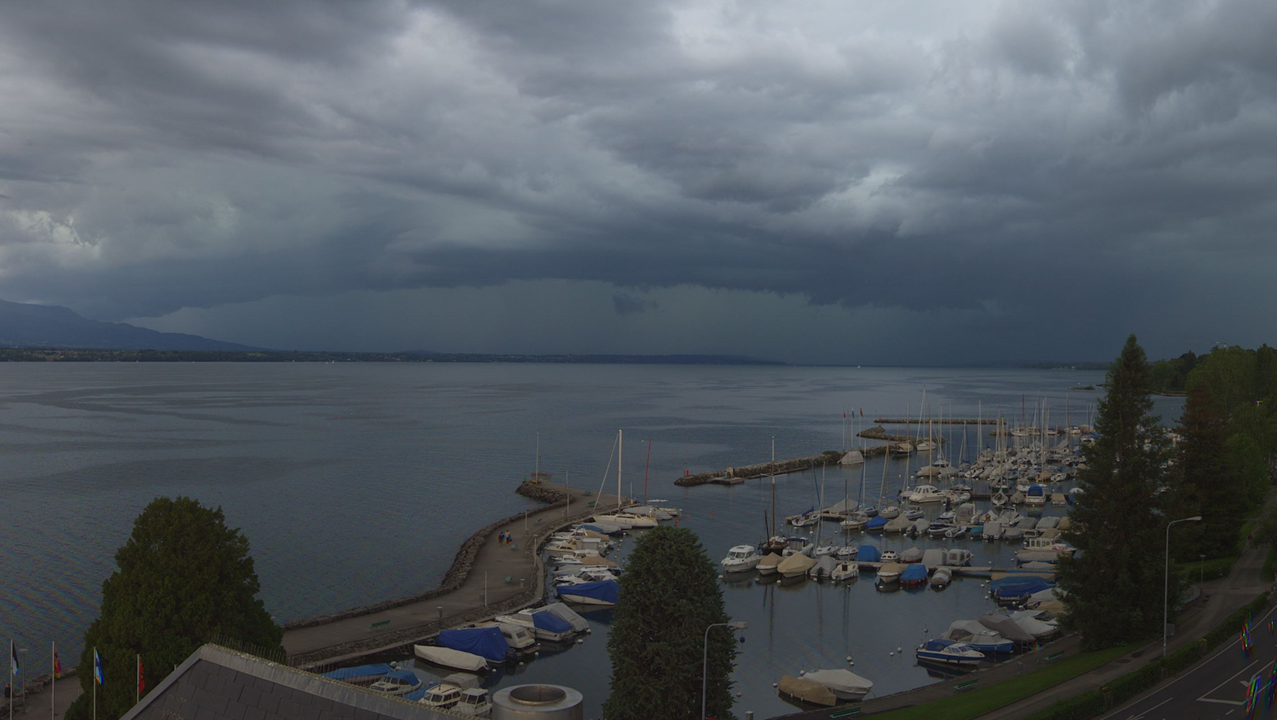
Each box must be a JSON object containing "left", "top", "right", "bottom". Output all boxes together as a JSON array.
[{"left": 0, "top": 0, "right": 1274, "bottom": 364}]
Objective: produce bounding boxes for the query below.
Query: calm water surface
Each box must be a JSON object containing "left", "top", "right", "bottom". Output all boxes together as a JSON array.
[{"left": 2, "top": 364, "right": 1186, "bottom": 716}]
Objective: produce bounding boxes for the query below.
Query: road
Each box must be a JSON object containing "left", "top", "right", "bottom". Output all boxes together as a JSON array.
[{"left": 1100, "top": 602, "right": 1276, "bottom": 720}]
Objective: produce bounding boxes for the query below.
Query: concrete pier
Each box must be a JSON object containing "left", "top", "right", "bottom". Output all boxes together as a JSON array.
[
  {"left": 676, "top": 451, "right": 843, "bottom": 487},
  {"left": 281, "top": 484, "right": 621, "bottom": 668}
]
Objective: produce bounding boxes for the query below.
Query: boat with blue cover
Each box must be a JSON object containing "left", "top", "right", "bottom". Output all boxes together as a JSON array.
[
  {"left": 321, "top": 663, "right": 392, "bottom": 685},
  {"left": 866, "top": 515, "right": 889, "bottom": 533},
  {"left": 990, "top": 576, "right": 1054, "bottom": 605},
  {"left": 915, "top": 639, "right": 985, "bottom": 667},
  {"left": 369, "top": 668, "right": 423, "bottom": 695},
  {"left": 556, "top": 578, "right": 620, "bottom": 606},
  {"left": 900, "top": 563, "right": 928, "bottom": 588},
  {"left": 437, "top": 626, "right": 511, "bottom": 664}
]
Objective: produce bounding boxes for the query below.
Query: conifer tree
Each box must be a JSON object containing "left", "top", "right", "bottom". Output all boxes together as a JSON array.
[
  {"left": 66, "top": 497, "right": 282, "bottom": 720},
  {"left": 1059, "top": 335, "right": 1174, "bottom": 650},
  {"left": 1177, "top": 387, "right": 1243, "bottom": 557},
  {"left": 604, "top": 527, "right": 737, "bottom": 720}
]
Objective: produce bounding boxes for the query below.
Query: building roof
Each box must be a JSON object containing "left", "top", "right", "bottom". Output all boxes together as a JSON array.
[{"left": 122, "top": 645, "right": 459, "bottom": 720}]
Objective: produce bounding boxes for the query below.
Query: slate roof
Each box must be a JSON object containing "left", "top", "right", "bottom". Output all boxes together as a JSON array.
[{"left": 121, "top": 645, "right": 458, "bottom": 720}]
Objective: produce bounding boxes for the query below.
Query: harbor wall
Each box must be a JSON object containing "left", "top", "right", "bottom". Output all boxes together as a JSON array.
[
  {"left": 675, "top": 450, "right": 843, "bottom": 487},
  {"left": 283, "top": 483, "right": 579, "bottom": 633}
]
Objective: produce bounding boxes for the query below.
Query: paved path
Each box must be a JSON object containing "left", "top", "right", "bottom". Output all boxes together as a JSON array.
[{"left": 282, "top": 486, "right": 621, "bottom": 667}]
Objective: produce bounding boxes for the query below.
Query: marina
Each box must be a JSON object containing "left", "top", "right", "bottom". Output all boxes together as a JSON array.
[{"left": 4, "top": 363, "right": 1189, "bottom": 719}]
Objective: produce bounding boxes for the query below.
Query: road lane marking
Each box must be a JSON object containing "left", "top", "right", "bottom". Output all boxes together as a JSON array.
[{"left": 1198, "top": 659, "right": 1260, "bottom": 703}]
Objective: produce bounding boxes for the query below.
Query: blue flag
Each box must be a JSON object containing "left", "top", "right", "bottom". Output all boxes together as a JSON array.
[
  {"left": 93, "top": 648, "right": 104, "bottom": 685},
  {"left": 8, "top": 642, "right": 16, "bottom": 677}
]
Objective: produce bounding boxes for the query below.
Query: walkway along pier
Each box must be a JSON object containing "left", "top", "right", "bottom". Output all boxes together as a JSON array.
[
  {"left": 280, "top": 481, "right": 621, "bottom": 668},
  {"left": 675, "top": 450, "right": 844, "bottom": 487}
]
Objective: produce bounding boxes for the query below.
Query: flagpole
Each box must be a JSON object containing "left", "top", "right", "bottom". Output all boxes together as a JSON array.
[
  {"left": 92, "top": 646, "right": 96, "bottom": 720},
  {"left": 9, "top": 639, "right": 13, "bottom": 720},
  {"left": 136, "top": 654, "right": 139, "bottom": 705},
  {"left": 51, "top": 641, "right": 55, "bottom": 720}
]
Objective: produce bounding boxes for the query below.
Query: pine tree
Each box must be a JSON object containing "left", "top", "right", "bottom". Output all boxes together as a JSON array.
[
  {"left": 66, "top": 497, "right": 282, "bottom": 720},
  {"left": 604, "top": 527, "right": 737, "bottom": 720},
  {"left": 1178, "top": 387, "right": 1242, "bottom": 558},
  {"left": 1059, "top": 335, "right": 1174, "bottom": 650}
]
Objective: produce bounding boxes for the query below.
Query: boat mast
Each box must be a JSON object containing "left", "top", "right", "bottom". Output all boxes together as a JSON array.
[
  {"left": 770, "top": 436, "right": 777, "bottom": 537},
  {"left": 643, "top": 439, "right": 652, "bottom": 506},
  {"left": 617, "top": 428, "right": 623, "bottom": 511}
]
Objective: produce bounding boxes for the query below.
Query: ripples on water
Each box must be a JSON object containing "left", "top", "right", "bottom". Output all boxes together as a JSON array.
[{"left": 2, "top": 364, "right": 1186, "bottom": 716}]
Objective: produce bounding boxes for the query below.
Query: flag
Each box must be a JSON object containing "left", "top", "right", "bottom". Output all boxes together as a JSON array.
[
  {"left": 53, "top": 647, "right": 62, "bottom": 679},
  {"left": 859, "top": 408, "right": 864, "bottom": 416},
  {"left": 93, "top": 648, "right": 104, "bottom": 685},
  {"left": 137, "top": 655, "right": 145, "bottom": 695},
  {"left": 9, "top": 642, "right": 17, "bottom": 677}
]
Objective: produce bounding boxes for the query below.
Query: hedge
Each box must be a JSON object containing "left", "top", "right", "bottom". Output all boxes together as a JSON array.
[{"left": 1023, "top": 690, "right": 1108, "bottom": 720}]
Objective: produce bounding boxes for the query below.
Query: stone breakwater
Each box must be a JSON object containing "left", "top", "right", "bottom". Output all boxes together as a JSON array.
[
  {"left": 675, "top": 451, "right": 843, "bottom": 487},
  {"left": 283, "top": 485, "right": 580, "bottom": 633}
]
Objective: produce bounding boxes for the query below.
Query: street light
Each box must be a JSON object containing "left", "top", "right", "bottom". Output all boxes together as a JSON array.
[
  {"left": 703, "top": 620, "right": 748, "bottom": 720},
  {"left": 1164, "top": 515, "right": 1202, "bottom": 657}
]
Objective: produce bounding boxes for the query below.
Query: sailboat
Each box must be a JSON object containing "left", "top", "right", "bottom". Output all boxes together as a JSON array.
[
  {"left": 593, "top": 431, "right": 656, "bottom": 529},
  {"left": 759, "top": 438, "right": 788, "bottom": 555}
]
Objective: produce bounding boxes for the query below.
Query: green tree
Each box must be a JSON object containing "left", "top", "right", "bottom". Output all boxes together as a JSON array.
[
  {"left": 604, "top": 527, "right": 737, "bottom": 720},
  {"left": 66, "top": 497, "right": 282, "bottom": 720},
  {"left": 1186, "top": 346, "right": 1258, "bottom": 414},
  {"left": 1177, "top": 387, "right": 1241, "bottom": 558},
  {"left": 1059, "top": 335, "right": 1174, "bottom": 650}
]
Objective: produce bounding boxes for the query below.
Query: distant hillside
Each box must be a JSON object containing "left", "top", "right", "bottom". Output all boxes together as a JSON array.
[
  {"left": 0, "top": 299, "right": 255, "bottom": 351},
  {"left": 0, "top": 348, "right": 785, "bottom": 365}
]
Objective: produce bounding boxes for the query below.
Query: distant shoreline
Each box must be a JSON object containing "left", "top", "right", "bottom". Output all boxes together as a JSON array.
[{"left": 0, "top": 348, "right": 786, "bottom": 365}]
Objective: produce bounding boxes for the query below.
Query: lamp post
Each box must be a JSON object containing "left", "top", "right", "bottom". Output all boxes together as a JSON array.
[
  {"left": 1200, "top": 554, "right": 1205, "bottom": 589},
  {"left": 703, "top": 620, "right": 747, "bottom": 720},
  {"left": 1164, "top": 515, "right": 1202, "bottom": 657}
]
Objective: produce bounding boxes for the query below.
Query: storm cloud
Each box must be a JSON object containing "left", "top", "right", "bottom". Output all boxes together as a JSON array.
[{"left": 0, "top": 0, "right": 1273, "bottom": 362}]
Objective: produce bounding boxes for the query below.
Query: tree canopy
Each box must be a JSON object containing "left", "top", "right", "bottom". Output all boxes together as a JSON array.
[
  {"left": 604, "top": 527, "right": 738, "bottom": 720},
  {"left": 1060, "top": 335, "right": 1175, "bottom": 650},
  {"left": 66, "top": 497, "right": 282, "bottom": 720}
]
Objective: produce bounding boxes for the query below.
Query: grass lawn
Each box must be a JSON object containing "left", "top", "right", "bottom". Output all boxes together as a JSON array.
[
  {"left": 873, "top": 642, "right": 1144, "bottom": 720},
  {"left": 1263, "top": 545, "right": 1275, "bottom": 581},
  {"left": 1178, "top": 556, "right": 1236, "bottom": 581}
]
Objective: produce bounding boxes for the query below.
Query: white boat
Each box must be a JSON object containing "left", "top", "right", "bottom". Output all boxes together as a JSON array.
[
  {"left": 789, "top": 511, "right": 821, "bottom": 528},
  {"left": 721, "top": 545, "right": 761, "bottom": 573},
  {"left": 420, "top": 683, "right": 463, "bottom": 709},
  {"left": 477, "top": 622, "right": 537, "bottom": 652},
  {"left": 930, "top": 567, "right": 953, "bottom": 588},
  {"left": 830, "top": 560, "right": 859, "bottom": 582},
  {"left": 369, "top": 669, "right": 422, "bottom": 695},
  {"left": 781, "top": 537, "right": 815, "bottom": 557},
  {"left": 414, "top": 645, "right": 487, "bottom": 673},
  {"left": 879, "top": 506, "right": 901, "bottom": 520},
  {"left": 804, "top": 669, "right": 874, "bottom": 700},
  {"left": 880, "top": 550, "right": 899, "bottom": 563},
  {"left": 454, "top": 687, "right": 492, "bottom": 717},
  {"left": 840, "top": 512, "right": 870, "bottom": 531}
]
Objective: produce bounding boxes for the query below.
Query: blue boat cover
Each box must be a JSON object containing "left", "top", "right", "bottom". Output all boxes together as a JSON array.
[
  {"left": 1028, "top": 485, "right": 1044, "bottom": 496},
  {"left": 556, "top": 579, "right": 619, "bottom": 604},
  {"left": 437, "top": 627, "right": 509, "bottom": 663},
  {"left": 531, "top": 610, "right": 574, "bottom": 634},
  {"left": 856, "top": 545, "right": 881, "bottom": 562},
  {"left": 580, "top": 524, "right": 617, "bottom": 535},
  {"left": 404, "top": 685, "right": 430, "bottom": 702},
  {"left": 921, "top": 638, "right": 956, "bottom": 651},
  {"left": 900, "top": 564, "right": 928, "bottom": 583},
  {"left": 322, "top": 663, "right": 391, "bottom": 681},
  {"left": 866, "top": 516, "right": 889, "bottom": 530},
  {"left": 381, "top": 669, "right": 420, "bottom": 685},
  {"left": 991, "top": 577, "right": 1053, "bottom": 597}
]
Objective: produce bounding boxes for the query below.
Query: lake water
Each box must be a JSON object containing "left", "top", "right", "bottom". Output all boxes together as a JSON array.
[{"left": 0, "top": 363, "right": 1185, "bottom": 717}]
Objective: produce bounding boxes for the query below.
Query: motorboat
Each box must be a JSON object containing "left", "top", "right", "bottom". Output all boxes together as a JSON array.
[
  {"left": 854, "top": 545, "right": 881, "bottom": 569},
  {"left": 556, "top": 579, "right": 620, "bottom": 606},
  {"left": 915, "top": 639, "right": 984, "bottom": 667},
  {"left": 876, "top": 562, "right": 905, "bottom": 583},
  {"left": 477, "top": 622, "right": 537, "bottom": 653},
  {"left": 926, "top": 522, "right": 952, "bottom": 537},
  {"left": 1026, "top": 485, "right": 1046, "bottom": 507},
  {"left": 321, "top": 664, "right": 392, "bottom": 686},
  {"left": 921, "top": 548, "right": 946, "bottom": 569},
  {"left": 865, "top": 515, "right": 889, "bottom": 533},
  {"left": 880, "top": 550, "right": 899, "bottom": 563},
  {"left": 904, "top": 509, "right": 925, "bottom": 521},
  {"left": 803, "top": 669, "right": 874, "bottom": 701},
  {"left": 930, "top": 567, "right": 952, "bottom": 588},
  {"left": 813, "top": 538, "right": 838, "bottom": 558},
  {"left": 945, "top": 548, "right": 974, "bottom": 566},
  {"left": 830, "top": 560, "right": 859, "bottom": 582},
  {"left": 369, "top": 669, "right": 423, "bottom": 695},
  {"left": 414, "top": 645, "right": 488, "bottom": 673},
  {"left": 721, "top": 545, "right": 762, "bottom": 573},
  {"left": 553, "top": 568, "right": 617, "bottom": 586},
  {"left": 944, "top": 620, "right": 1014, "bottom": 653},
  {"left": 908, "top": 485, "right": 947, "bottom": 504},
  {"left": 1051, "top": 492, "right": 1067, "bottom": 507},
  {"left": 884, "top": 515, "right": 912, "bottom": 534},
  {"left": 782, "top": 536, "right": 815, "bottom": 557},
  {"left": 900, "top": 547, "right": 924, "bottom": 564},
  {"left": 496, "top": 610, "right": 577, "bottom": 643},
  {"left": 454, "top": 687, "right": 493, "bottom": 717},
  {"left": 419, "top": 683, "right": 463, "bottom": 709},
  {"left": 809, "top": 555, "right": 839, "bottom": 580},
  {"left": 900, "top": 563, "right": 928, "bottom": 587},
  {"left": 756, "top": 552, "right": 783, "bottom": 575}
]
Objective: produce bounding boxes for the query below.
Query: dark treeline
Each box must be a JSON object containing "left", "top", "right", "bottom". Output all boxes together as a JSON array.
[{"left": 0, "top": 348, "right": 782, "bottom": 365}]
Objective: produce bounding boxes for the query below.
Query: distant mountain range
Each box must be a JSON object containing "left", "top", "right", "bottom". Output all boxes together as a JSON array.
[{"left": 0, "top": 299, "right": 255, "bottom": 351}]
